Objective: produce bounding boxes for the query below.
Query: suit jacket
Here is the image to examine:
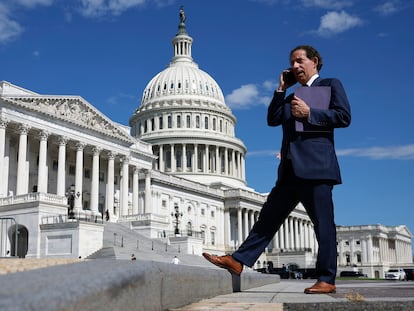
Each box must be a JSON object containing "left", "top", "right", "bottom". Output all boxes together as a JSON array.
[{"left": 267, "top": 77, "right": 351, "bottom": 184}]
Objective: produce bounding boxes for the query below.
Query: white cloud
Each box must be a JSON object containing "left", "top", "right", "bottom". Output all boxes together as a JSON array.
[
  {"left": 225, "top": 82, "right": 274, "bottom": 110},
  {"left": 374, "top": 1, "right": 400, "bottom": 16},
  {"left": 301, "top": 0, "right": 353, "bottom": 10},
  {"left": 315, "top": 10, "right": 363, "bottom": 37},
  {"left": 79, "top": 0, "right": 151, "bottom": 17},
  {"left": 337, "top": 145, "right": 414, "bottom": 160},
  {"left": 0, "top": 4, "right": 23, "bottom": 44},
  {"left": 248, "top": 144, "right": 414, "bottom": 160},
  {"left": 15, "top": 0, "right": 54, "bottom": 8}
]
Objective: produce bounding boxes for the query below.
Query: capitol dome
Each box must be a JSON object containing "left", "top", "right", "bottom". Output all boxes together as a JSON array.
[{"left": 130, "top": 7, "right": 246, "bottom": 189}]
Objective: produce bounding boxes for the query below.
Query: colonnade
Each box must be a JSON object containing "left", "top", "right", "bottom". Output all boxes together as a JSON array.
[
  {"left": 0, "top": 119, "right": 151, "bottom": 218},
  {"left": 337, "top": 235, "right": 413, "bottom": 266},
  {"left": 226, "top": 206, "right": 316, "bottom": 253},
  {"left": 272, "top": 216, "right": 316, "bottom": 252},
  {"left": 154, "top": 143, "right": 245, "bottom": 180}
]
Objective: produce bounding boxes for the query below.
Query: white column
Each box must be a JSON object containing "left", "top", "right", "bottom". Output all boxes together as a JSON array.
[
  {"left": 367, "top": 236, "right": 373, "bottom": 263},
  {"left": 182, "top": 144, "right": 187, "bottom": 171},
  {"left": 280, "top": 224, "right": 285, "bottom": 249},
  {"left": 16, "top": 124, "right": 30, "bottom": 195},
  {"left": 243, "top": 209, "right": 249, "bottom": 241},
  {"left": 237, "top": 152, "right": 241, "bottom": 178},
  {"left": 144, "top": 169, "right": 151, "bottom": 213},
  {"left": 284, "top": 219, "right": 289, "bottom": 249},
  {"left": 300, "top": 220, "right": 305, "bottom": 249},
  {"left": 132, "top": 166, "right": 139, "bottom": 214},
  {"left": 90, "top": 147, "right": 101, "bottom": 215},
  {"left": 224, "top": 209, "right": 231, "bottom": 247},
  {"left": 273, "top": 231, "right": 279, "bottom": 250},
  {"left": 120, "top": 156, "right": 129, "bottom": 216},
  {"left": 224, "top": 148, "right": 228, "bottom": 175},
  {"left": 37, "top": 130, "right": 49, "bottom": 193},
  {"left": 241, "top": 154, "right": 245, "bottom": 180},
  {"left": 361, "top": 239, "right": 367, "bottom": 264},
  {"left": 171, "top": 144, "right": 175, "bottom": 172},
  {"left": 304, "top": 222, "right": 309, "bottom": 250},
  {"left": 0, "top": 120, "right": 8, "bottom": 197},
  {"left": 249, "top": 211, "right": 255, "bottom": 231},
  {"left": 106, "top": 151, "right": 116, "bottom": 218},
  {"left": 204, "top": 145, "right": 209, "bottom": 173},
  {"left": 56, "top": 136, "right": 68, "bottom": 196},
  {"left": 74, "top": 142, "right": 85, "bottom": 211},
  {"left": 237, "top": 208, "right": 242, "bottom": 246},
  {"left": 193, "top": 144, "right": 198, "bottom": 172},
  {"left": 159, "top": 144, "right": 164, "bottom": 172},
  {"left": 215, "top": 146, "right": 219, "bottom": 174},
  {"left": 289, "top": 217, "right": 294, "bottom": 250},
  {"left": 231, "top": 150, "right": 236, "bottom": 176}
]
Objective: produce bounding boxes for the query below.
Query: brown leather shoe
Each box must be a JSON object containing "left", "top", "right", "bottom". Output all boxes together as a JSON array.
[
  {"left": 304, "top": 281, "right": 336, "bottom": 294},
  {"left": 202, "top": 253, "right": 243, "bottom": 275}
]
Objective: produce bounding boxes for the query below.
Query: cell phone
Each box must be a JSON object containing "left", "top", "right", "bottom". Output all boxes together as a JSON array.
[{"left": 283, "top": 69, "right": 296, "bottom": 85}]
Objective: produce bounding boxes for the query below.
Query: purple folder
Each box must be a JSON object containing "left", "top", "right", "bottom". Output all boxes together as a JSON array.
[{"left": 294, "top": 86, "right": 331, "bottom": 132}]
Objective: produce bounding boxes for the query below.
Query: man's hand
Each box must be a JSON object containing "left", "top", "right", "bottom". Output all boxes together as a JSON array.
[{"left": 291, "top": 95, "right": 310, "bottom": 118}]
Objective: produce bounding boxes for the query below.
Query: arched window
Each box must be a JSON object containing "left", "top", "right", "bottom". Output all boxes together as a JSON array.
[
  {"left": 186, "top": 115, "right": 191, "bottom": 128},
  {"left": 204, "top": 116, "right": 208, "bottom": 129},
  {"left": 187, "top": 222, "right": 193, "bottom": 236},
  {"left": 196, "top": 116, "right": 200, "bottom": 128},
  {"left": 177, "top": 115, "right": 181, "bottom": 128}
]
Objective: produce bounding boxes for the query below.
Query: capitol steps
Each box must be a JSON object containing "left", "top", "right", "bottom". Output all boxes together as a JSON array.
[{"left": 87, "top": 222, "right": 214, "bottom": 269}]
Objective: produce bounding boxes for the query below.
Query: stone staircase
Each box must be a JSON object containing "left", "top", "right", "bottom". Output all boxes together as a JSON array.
[{"left": 87, "top": 222, "right": 212, "bottom": 269}]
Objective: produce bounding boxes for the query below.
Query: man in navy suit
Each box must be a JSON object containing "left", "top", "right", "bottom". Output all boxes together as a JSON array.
[{"left": 203, "top": 45, "right": 351, "bottom": 294}]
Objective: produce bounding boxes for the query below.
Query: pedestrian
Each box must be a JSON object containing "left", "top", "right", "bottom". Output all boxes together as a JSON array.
[
  {"left": 171, "top": 256, "right": 180, "bottom": 265},
  {"left": 203, "top": 45, "right": 351, "bottom": 295},
  {"left": 131, "top": 254, "right": 137, "bottom": 260}
]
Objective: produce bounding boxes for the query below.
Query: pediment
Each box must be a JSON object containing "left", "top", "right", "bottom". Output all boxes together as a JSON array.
[{"left": 3, "top": 95, "right": 135, "bottom": 143}]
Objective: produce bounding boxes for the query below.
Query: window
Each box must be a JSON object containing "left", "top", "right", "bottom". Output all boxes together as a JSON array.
[
  {"left": 177, "top": 115, "right": 181, "bottom": 128},
  {"left": 151, "top": 118, "right": 155, "bottom": 131},
  {"left": 201, "top": 230, "right": 205, "bottom": 244},
  {"left": 159, "top": 116, "right": 163, "bottom": 130},
  {"left": 99, "top": 171, "right": 104, "bottom": 182},
  {"left": 201, "top": 209, "right": 205, "bottom": 216},
  {"left": 186, "top": 115, "right": 191, "bottom": 128},
  {"left": 144, "top": 120, "right": 148, "bottom": 133},
  {"left": 213, "top": 118, "right": 216, "bottom": 131},
  {"left": 195, "top": 116, "right": 200, "bottom": 128},
  {"left": 211, "top": 231, "right": 215, "bottom": 246},
  {"left": 211, "top": 210, "right": 215, "bottom": 218},
  {"left": 187, "top": 222, "right": 193, "bottom": 236},
  {"left": 204, "top": 116, "right": 208, "bottom": 129},
  {"left": 168, "top": 115, "right": 172, "bottom": 128},
  {"left": 162, "top": 200, "right": 167, "bottom": 209}
]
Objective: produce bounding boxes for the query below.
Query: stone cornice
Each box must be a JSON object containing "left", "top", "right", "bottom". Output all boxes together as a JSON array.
[{"left": 3, "top": 96, "right": 134, "bottom": 143}]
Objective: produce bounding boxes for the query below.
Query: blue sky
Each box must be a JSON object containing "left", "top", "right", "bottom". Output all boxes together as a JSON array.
[{"left": 1, "top": 0, "right": 414, "bottom": 243}]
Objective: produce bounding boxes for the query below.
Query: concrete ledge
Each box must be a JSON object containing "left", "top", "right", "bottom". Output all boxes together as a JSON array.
[
  {"left": 284, "top": 301, "right": 414, "bottom": 311},
  {"left": 0, "top": 259, "right": 279, "bottom": 311}
]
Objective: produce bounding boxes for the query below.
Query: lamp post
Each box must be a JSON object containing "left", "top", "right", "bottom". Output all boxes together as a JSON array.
[
  {"left": 66, "top": 184, "right": 76, "bottom": 219},
  {"left": 171, "top": 205, "right": 183, "bottom": 235}
]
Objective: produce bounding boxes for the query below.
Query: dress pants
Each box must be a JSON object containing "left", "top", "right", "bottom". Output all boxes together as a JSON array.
[{"left": 232, "top": 160, "right": 338, "bottom": 284}]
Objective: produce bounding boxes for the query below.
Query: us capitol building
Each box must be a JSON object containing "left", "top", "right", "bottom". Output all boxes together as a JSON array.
[{"left": 0, "top": 8, "right": 412, "bottom": 278}]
